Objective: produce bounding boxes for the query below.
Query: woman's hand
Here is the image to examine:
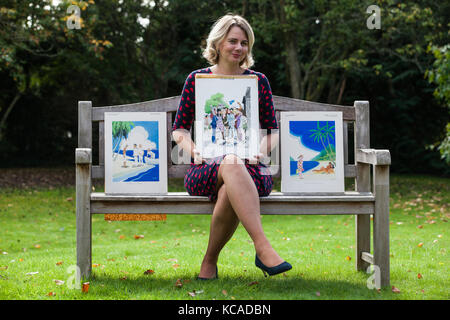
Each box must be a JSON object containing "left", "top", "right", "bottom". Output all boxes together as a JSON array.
[
  {"left": 193, "top": 148, "right": 206, "bottom": 164},
  {"left": 249, "top": 152, "right": 264, "bottom": 165}
]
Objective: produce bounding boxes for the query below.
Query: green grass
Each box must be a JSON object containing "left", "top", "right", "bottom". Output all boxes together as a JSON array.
[{"left": 0, "top": 174, "right": 448, "bottom": 300}]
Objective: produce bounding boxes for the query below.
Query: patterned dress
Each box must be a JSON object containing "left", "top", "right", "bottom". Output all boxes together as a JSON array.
[{"left": 173, "top": 67, "right": 278, "bottom": 201}]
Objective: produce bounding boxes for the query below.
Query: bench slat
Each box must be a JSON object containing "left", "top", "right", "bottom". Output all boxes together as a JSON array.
[
  {"left": 91, "top": 164, "right": 357, "bottom": 179},
  {"left": 91, "top": 191, "right": 374, "bottom": 202},
  {"left": 90, "top": 192, "right": 374, "bottom": 215}
]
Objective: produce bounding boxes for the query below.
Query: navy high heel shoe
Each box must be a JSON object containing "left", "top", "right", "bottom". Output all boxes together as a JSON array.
[
  {"left": 197, "top": 266, "right": 218, "bottom": 280},
  {"left": 255, "top": 255, "right": 292, "bottom": 277}
]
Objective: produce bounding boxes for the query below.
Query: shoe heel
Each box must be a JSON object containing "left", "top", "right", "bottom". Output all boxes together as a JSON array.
[{"left": 261, "top": 269, "right": 268, "bottom": 278}]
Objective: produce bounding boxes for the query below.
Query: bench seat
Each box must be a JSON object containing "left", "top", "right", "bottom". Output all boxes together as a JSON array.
[{"left": 90, "top": 191, "right": 375, "bottom": 215}]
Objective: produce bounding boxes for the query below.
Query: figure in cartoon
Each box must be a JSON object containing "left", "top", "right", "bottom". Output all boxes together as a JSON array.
[
  {"left": 138, "top": 144, "right": 144, "bottom": 166},
  {"left": 122, "top": 144, "right": 129, "bottom": 168},
  {"left": 210, "top": 107, "right": 218, "bottom": 143},
  {"left": 227, "top": 108, "right": 237, "bottom": 143},
  {"left": 297, "top": 154, "right": 304, "bottom": 179},
  {"left": 216, "top": 107, "right": 225, "bottom": 144},
  {"left": 133, "top": 144, "right": 139, "bottom": 166}
]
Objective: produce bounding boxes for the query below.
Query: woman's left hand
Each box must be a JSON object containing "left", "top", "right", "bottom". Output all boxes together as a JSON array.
[{"left": 249, "top": 153, "right": 264, "bottom": 164}]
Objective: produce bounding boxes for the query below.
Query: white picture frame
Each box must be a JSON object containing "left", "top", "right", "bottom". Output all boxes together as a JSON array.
[
  {"left": 104, "top": 112, "right": 167, "bottom": 194},
  {"left": 195, "top": 74, "right": 259, "bottom": 159},
  {"left": 280, "top": 111, "right": 345, "bottom": 193}
]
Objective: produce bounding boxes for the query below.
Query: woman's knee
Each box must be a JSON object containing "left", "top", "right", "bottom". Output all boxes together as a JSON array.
[{"left": 220, "top": 154, "right": 246, "bottom": 172}]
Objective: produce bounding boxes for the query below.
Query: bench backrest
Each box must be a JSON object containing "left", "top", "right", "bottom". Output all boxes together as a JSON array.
[{"left": 78, "top": 96, "right": 370, "bottom": 188}]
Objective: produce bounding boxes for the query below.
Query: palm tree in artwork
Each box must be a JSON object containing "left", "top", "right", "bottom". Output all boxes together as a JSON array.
[
  {"left": 112, "top": 121, "right": 134, "bottom": 160},
  {"left": 309, "top": 121, "right": 336, "bottom": 166}
]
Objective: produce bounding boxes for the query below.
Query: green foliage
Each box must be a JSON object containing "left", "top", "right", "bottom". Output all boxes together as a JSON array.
[
  {"left": 0, "top": 0, "right": 448, "bottom": 174},
  {"left": 204, "top": 93, "right": 227, "bottom": 114}
]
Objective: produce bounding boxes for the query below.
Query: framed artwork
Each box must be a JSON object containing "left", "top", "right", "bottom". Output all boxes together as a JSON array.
[
  {"left": 195, "top": 74, "right": 259, "bottom": 159},
  {"left": 280, "top": 112, "right": 345, "bottom": 193},
  {"left": 104, "top": 112, "right": 167, "bottom": 194}
]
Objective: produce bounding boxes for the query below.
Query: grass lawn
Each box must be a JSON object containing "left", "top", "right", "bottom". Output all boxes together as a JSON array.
[{"left": 0, "top": 173, "right": 448, "bottom": 300}]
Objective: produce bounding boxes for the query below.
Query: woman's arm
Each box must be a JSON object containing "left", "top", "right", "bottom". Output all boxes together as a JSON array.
[
  {"left": 259, "top": 131, "right": 279, "bottom": 157},
  {"left": 172, "top": 129, "right": 203, "bottom": 164}
]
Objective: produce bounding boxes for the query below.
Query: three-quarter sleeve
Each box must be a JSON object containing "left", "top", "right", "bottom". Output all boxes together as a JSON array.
[
  {"left": 173, "top": 72, "right": 196, "bottom": 131},
  {"left": 256, "top": 72, "right": 278, "bottom": 133}
]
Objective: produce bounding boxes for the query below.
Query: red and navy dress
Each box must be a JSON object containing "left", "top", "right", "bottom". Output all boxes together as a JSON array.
[{"left": 173, "top": 67, "right": 278, "bottom": 202}]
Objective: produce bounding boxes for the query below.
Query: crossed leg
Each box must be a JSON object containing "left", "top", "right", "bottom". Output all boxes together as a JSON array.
[{"left": 198, "top": 154, "right": 284, "bottom": 278}]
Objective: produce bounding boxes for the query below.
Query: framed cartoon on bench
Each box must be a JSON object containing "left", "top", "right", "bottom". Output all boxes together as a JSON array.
[
  {"left": 280, "top": 111, "right": 345, "bottom": 193},
  {"left": 195, "top": 74, "right": 259, "bottom": 159},
  {"left": 104, "top": 112, "right": 167, "bottom": 194}
]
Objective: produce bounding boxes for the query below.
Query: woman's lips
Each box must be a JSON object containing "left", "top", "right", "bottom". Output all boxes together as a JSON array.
[{"left": 232, "top": 53, "right": 240, "bottom": 58}]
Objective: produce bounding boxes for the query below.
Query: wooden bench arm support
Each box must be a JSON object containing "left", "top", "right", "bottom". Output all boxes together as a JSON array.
[
  {"left": 75, "top": 148, "right": 92, "bottom": 279},
  {"left": 356, "top": 148, "right": 391, "bottom": 166},
  {"left": 76, "top": 148, "right": 92, "bottom": 165}
]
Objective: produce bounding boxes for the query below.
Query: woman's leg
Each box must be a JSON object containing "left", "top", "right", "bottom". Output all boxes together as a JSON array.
[
  {"left": 215, "top": 154, "right": 283, "bottom": 267},
  {"left": 198, "top": 184, "right": 240, "bottom": 278}
]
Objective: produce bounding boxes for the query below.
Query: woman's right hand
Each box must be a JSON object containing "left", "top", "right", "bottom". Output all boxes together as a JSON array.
[{"left": 193, "top": 148, "right": 205, "bottom": 164}]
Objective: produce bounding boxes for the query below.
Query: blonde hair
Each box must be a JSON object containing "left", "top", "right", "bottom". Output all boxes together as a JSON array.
[{"left": 202, "top": 14, "right": 255, "bottom": 69}]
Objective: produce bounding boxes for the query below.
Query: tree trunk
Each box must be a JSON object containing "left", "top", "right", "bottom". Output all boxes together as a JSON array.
[{"left": 0, "top": 93, "right": 22, "bottom": 140}]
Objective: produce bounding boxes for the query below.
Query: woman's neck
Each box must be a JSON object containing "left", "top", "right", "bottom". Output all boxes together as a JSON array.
[{"left": 211, "top": 63, "right": 245, "bottom": 75}]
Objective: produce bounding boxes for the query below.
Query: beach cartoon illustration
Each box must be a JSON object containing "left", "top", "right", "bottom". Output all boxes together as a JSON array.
[
  {"left": 111, "top": 121, "right": 160, "bottom": 183},
  {"left": 281, "top": 112, "right": 344, "bottom": 193},
  {"left": 288, "top": 120, "right": 337, "bottom": 180}
]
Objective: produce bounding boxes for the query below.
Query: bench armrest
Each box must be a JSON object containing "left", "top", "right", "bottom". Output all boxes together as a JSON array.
[
  {"left": 356, "top": 148, "right": 391, "bottom": 166},
  {"left": 76, "top": 148, "right": 92, "bottom": 164}
]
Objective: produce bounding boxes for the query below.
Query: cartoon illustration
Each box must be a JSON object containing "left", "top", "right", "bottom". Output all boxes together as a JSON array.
[
  {"left": 111, "top": 121, "right": 160, "bottom": 182},
  {"left": 281, "top": 112, "right": 344, "bottom": 193},
  {"left": 287, "top": 120, "right": 337, "bottom": 180},
  {"left": 195, "top": 74, "right": 259, "bottom": 159}
]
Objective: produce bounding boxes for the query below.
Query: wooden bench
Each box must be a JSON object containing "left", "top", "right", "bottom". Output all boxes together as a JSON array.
[{"left": 76, "top": 96, "right": 391, "bottom": 287}]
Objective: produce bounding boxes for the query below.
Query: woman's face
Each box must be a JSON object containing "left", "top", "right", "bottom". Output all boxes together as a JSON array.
[{"left": 217, "top": 26, "right": 249, "bottom": 66}]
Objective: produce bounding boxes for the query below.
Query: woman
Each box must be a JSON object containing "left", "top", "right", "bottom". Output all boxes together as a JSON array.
[{"left": 172, "top": 14, "right": 291, "bottom": 279}]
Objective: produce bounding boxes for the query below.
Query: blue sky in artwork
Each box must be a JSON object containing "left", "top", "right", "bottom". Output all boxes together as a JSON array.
[{"left": 289, "top": 121, "right": 335, "bottom": 152}]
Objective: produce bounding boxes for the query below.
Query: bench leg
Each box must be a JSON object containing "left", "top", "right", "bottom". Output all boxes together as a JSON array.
[
  {"left": 373, "top": 165, "right": 390, "bottom": 287},
  {"left": 355, "top": 215, "right": 371, "bottom": 271},
  {"left": 76, "top": 157, "right": 92, "bottom": 279}
]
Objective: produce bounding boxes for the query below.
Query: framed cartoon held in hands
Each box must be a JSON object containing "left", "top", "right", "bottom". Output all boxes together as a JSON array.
[
  {"left": 104, "top": 112, "right": 167, "bottom": 194},
  {"left": 281, "top": 112, "right": 345, "bottom": 193},
  {"left": 195, "top": 74, "right": 259, "bottom": 159}
]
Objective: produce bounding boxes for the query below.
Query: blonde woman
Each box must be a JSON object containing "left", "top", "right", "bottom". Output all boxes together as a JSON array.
[{"left": 172, "top": 14, "right": 291, "bottom": 279}]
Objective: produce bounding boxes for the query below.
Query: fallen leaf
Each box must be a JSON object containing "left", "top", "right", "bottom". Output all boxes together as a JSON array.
[
  {"left": 134, "top": 234, "right": 144, "bottom": 239},
  {"left": 26, "top": 271, "right": 39, "bottom": 275},
  {"left": 345, "top": 256, "right": 351, "bottom": 261},
  {"left": 54, "top": 279, "right": 65, "bottom": 285},
  {"left": 119, "top": 235, "right": 125, "bottom": 239},
  {"left": 47, "top": 292, "right": 56, "bottom": 296},
  {"left": 56, "top": 261, "right": 63, "bottom": 266},
  {"left": 417, "top": 242, "right": 424, "bottom": 248},
  {"left": 65, "top": 197, "right": 73, "bottom": 202},
  {"left": 391, "top": 286, "right": 401, "bottom": 293},
  {"left": 222, "top": 289, "right": 228, "bottom": 296},
  {"left": 172, "top": 263, "right": 180, "bottom": 269},
  {"left": 417, "top": 273, "right": 422, "bottom": 279},
  {"left": 34, "top": 244, "right": 41, "bottom": 249},
  {"left": 175, "top": 279, "right": 183, "bottom": 288},
  {"left": 248, "top": 281, "right": 259, "bottom": 286},
  {"left": 82, "top": 282, "right": 90, "bottom": 293},
  {"left": 417, "top": 225, "right": 423, "bottom": 229},
  {"left": 144, "top": 269, "right": 155, "bottom": 275},
  {"left": 188, "top": 290, "right": 203, "bottom": 297},
  {"left": 315, "top": 291, "right": 321, "bottom": 297}
]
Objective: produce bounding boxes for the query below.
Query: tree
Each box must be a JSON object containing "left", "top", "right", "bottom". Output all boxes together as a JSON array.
[{"left": 426, "top": 44, "right": 450, "bottom": 164}]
